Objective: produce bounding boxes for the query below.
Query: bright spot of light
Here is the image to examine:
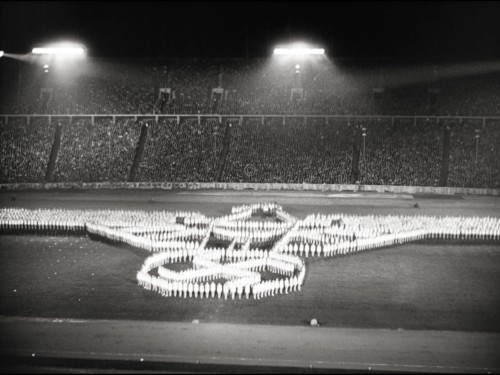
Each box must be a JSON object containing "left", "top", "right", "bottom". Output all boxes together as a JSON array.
[
  {"left": 44, "top": 64, "right": 49, "bottom": 69},
  {"left": 274, "top": 48, "right": 325, "bottom": 56},
  {"left": 0, "top": 51, "right": 4, "bottom": 58},
  {"left": 32, "top": 45, "right": 85, "bottom": 56},
  {"left": 295, "top": 64, "right": 300, "bottom": 69}
]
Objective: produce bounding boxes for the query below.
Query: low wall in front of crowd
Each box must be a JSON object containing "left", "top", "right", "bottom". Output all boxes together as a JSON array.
[{"left": 0, "top": 182, "right": 499, "bottom": 196}]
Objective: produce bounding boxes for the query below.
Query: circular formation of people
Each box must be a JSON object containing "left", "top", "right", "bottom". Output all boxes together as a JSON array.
[{"left": 1, "top": 203, "right": 499, "bottom": 301}]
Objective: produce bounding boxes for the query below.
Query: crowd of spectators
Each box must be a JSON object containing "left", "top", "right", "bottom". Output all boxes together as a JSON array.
[
  {"left": 137, "top": 117, "right": 223, "bottom": 182},
  {"left": 1, "top": 58, "right": 499, "bottom": 188},
  {"left": 1, "top": 114, "right": 498, "bottom": 188},
  {"left": 2, "top": 58, "right": 500, "bottom": 116},
  {"left": 0, "top": 117, "right": 55, "bottom": 183},
  {"left": 53, "top": 118, "right": 140, "bottom": 182},
  {"left": 223, "top": 117, "right": 353, "bottom": 184},
  {"left": 448, "top": 119, "right": 500, "bottom": 188},
  {"left": 358, "top": 118, "right": 443, "bottom": 186}
]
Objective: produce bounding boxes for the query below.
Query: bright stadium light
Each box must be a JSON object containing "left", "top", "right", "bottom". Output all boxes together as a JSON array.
[
  {"left": 0, "top": 51, "right": 4, "bottom": 58},
  {"left": 44, "top": 64, "right": 49, "bottom": 69},
  {"left": 32, "top": 45, "right": 85, "bottom": 56},
  {"left": 274, "top": 47, "right": 325, "bottom": 56}
]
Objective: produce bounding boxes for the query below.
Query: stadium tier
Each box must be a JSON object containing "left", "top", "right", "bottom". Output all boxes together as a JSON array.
[
  {"left": 2, "top": 58, "right": 500, "bottom": 116},
  {"left": 1, "top": 115, "right": 499, "bottom": 188},
  {"left": 0, "top": 59, "right": 499, "bottom": 188}
]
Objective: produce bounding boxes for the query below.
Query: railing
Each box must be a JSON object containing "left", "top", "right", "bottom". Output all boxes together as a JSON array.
[
  {"left": 2, "top": 114, "right": 500, "bottom": 126},
  {"left": 0, "top": 181, "right": 499, "bottom": 196}
]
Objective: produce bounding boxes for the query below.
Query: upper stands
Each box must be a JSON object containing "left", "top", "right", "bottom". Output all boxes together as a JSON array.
[{"left": 1, "top": 59, "right": 499, "bottom": 116}]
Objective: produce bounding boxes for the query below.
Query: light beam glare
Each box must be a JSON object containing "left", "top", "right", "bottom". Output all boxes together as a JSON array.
[
  {"left": 32, "top": 47, "right": 85, "bottom": 56},
  {"left": 274, "top": 48, "right": 325, "bottom": 56}
]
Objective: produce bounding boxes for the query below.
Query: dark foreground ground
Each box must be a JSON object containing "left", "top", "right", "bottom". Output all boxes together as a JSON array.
[
  {"left": 2, "top": 317, "right": 499, "bottom": 373},
  {"left": 0, "top": 189, "right": 499, "bottom": 373}
]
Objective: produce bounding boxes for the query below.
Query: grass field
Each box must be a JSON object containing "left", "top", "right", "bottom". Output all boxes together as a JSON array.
[{"left": 1, "top": 189, "right": 500, "bottom": 333}]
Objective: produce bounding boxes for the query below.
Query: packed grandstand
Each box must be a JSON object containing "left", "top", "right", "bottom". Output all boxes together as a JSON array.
[{"left": 0, "top": 58, "right": 499, "bottom": 188}]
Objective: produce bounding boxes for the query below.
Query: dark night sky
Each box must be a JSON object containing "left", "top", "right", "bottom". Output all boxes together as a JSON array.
[{"left": 1, "top": 1, "right": 500, "bottom": 60}]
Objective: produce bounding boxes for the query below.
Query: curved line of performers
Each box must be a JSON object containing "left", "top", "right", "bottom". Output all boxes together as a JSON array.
[
  {"left": 137, "top": 261, "right": 305, "bottom": 300},
  {"left": 137, "top": 272, "right": 304, "bottom": 300}
]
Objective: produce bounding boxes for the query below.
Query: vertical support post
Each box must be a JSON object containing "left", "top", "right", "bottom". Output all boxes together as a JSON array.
[
  {"left": 304, "top": 117, "right": 307, "bottom": 125},
  {"left": 27, "top": 116, "right": 31, "bottom": 126},
  {"left": 414, "top": 117, "right": 417, "bottom": 127},
  {"left": 113, "top": 116, "right": 116, "bottom": 125},
  {"left": 240, "top": 116, "right": 243, "bottom": 125},
  {"left": 155, "top": 115, "right": 158, "bottom": 124},
  {"left": 198, "top": 116, "right": 201, "bottom": 126},
  {"left": 391, "top": 117, "right": 395, "bottom": 127},
  {"left": 326, "top": 117, "right": 329, "bottom": 126},
  {"left": 91, "top": 116, "right": 95, "bottom": 126},
  {"left": 283, "top": 116, "right": 286, "bottom": 126},
  {"left": 219, "top": 116, "right": 222, "bottom": 124},
  {"left": 177, "top": 116, "right": 180, "bottom": 125},
  {"left": 261, "top": 116, "right": 264, "bottom": 125}
]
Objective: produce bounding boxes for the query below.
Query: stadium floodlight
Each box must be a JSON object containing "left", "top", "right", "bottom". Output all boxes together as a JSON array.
[
  {"left": 295, "top": 64, "right": 300, "bottom": 69},
  {"left": 0, "top": 51, "right": 4, "bottom": 58},
  {"left": 44, "top": 64, "right": 49, "bottom": 69},
  {"left": 274, "top": 47, "right": 325, "bottom": 56},
  {"left": 32, "top": 46, "right": 85, "bottom": 56}
]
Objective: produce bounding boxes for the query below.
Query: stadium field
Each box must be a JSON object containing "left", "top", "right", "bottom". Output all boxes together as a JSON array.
[
  {"left": 1, "top": 189, "right": 499, "bottom": 372},
  {"left": 1, "top": 189, "right": 499, "bottom": 332}
]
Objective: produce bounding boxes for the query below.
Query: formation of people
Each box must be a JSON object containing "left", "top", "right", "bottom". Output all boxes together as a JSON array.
[
  {"left": 0, "top": 207, "right": 178, "bottom": 233},
  {"left": 1, "top": 203, "right": 499, "bottom": 301}
]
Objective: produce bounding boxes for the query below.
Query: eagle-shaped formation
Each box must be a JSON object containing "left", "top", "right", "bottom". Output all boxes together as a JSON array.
[{"left": 0, "top": 204, "right": 499, "bottom": 300}]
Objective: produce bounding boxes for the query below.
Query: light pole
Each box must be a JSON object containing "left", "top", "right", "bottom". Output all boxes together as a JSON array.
[
  {"left": 474, "top": 129, "right": 480, "bottom": 164},
  {"left": 17, "top": 62, "right": 22, "bottom": 103},
  {"left": 362, "top": 127, "right": 367, "bottom": 159},
  {"left": 295, "top": 64, "right": 301, "bottom": 87},
  {"left": 108, "top": 126, "right": 112, "bottom": 172}
]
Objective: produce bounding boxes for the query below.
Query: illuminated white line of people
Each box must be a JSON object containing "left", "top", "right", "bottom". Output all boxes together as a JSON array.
[{"left": 1, "top": 203, "right": 499, "bottom": 300}]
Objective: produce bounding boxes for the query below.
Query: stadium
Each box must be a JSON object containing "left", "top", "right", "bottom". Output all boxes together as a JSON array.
[{"left": 0, "top": 1, "right": 499, "bottom": 373}]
